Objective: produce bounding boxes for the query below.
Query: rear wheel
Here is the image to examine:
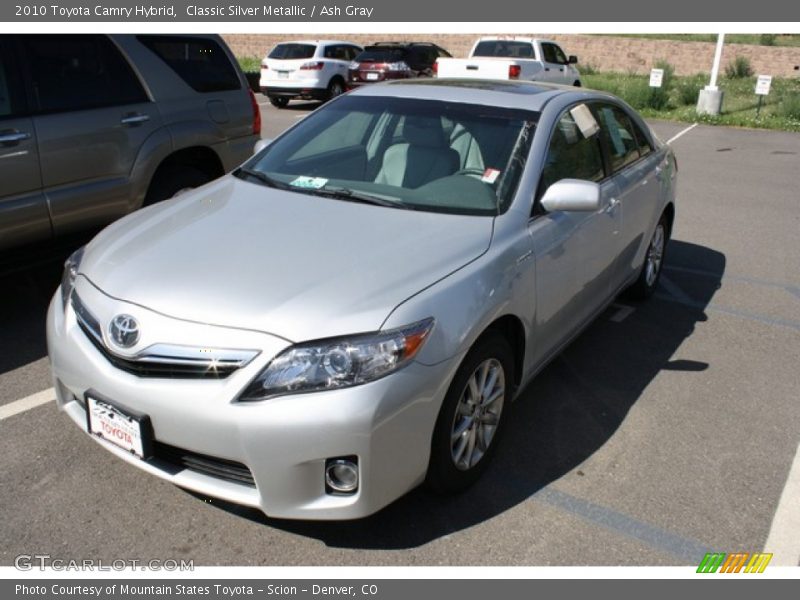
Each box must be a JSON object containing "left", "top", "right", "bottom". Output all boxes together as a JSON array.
[
  {"left": 627, "top": 214, "right": 668, "bottom": 300},
  {"left": 426, "top": 332, "right": 513, "bottom": 494},
  {"left": 326, "top": 78, "right": 345, "bottom": 101},
  {"left": 269, "top": 96, "right": 289, "bottom": 108},
  {"left": 144, "top": 165, "right": 210, "bottom": 206}
]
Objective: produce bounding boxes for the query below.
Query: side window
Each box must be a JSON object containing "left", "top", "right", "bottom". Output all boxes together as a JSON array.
[
  {"left": 630, "top": 119, "right": 654, "bottom": 157},
  {"left": 539, "top": 105, "right": 605, "bottom": 198},
  {"left": 347, "top": 46, "right": 361, "bottom": 61},
  {"left": 438, "top": 47, "right": 453, "bottom": 58},
  {"left": 551, "top": 44, "right": 568, "bottom": 65},
  {"left": 541, "top": 43, "right": 558, "bottom": 63},
  {"left": 0, "top": 39, "right": 26, "bottom": 118},
  {"left": 596, "top": 104, "right": 641, "bottom": 172},
  {"left": 324, "top": 45, "right": 349, "bottom": 61},
  {"left": 137, "top": 36, "right": 241, "bottom": 93},
  {"left": 20, "top": 35, "right": 147, "bottom": 114}
]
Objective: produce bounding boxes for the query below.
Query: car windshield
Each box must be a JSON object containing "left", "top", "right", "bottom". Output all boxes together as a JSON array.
[
  {"left": 241, "top": 95, "right": 538, "bottom": 216},
  {"left": 356, "top": 47, "right": 407, "bottom": 62},
  {"left": 268, "top": 43, "right": 316, "bottom": 60}
]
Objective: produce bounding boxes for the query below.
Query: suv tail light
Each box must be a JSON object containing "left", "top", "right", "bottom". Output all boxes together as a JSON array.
[
  {"left": 433, "top": 61, "right": 438, "bottom": 75},
  {"left": 248, "top": 89, "right": 261, "bottom": 136},
  {"left": 261, "top": 62, "right": 268, "bottom": 70},
  {"left": 300, "top": 61, "right": 325, "bottom": 71},
  {"left": 509, "top": 65, "right": 521, "bottom": 79}
]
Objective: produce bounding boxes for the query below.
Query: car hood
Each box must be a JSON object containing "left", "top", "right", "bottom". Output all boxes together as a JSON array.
[{"left": 80, "top": 176, "right": 494, "bottom": 342}]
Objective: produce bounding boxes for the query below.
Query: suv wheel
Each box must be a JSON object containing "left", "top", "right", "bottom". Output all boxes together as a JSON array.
[
  {"left": 426, "top": 331, "right": 513, "bottom": 494},
  {"left": 144, "top": 166, "right": 210, "bottom": 206},
  {"left": 326, "top": 78, "right": 345, "bottom": 101},
  {"left": 269, "top": 97, "right": 289, "bottom": 108}
]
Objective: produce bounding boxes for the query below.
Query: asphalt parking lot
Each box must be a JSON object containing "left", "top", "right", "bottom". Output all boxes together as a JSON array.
[{"left": 1, "top": 98, "right": 798, "bottom": 567}]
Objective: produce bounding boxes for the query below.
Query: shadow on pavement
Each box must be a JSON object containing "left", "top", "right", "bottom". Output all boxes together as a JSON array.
[{"left": 194, "top": 239, "right": 725, "bottom": 550}]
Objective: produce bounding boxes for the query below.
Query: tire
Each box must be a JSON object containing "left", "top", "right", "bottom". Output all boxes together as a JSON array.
[
  {"left": 144, "top": 165, "right": 210, "bottom": 206},
  {"left": 326, "top": 78, "right": 345, "bottom": 102},
  {"left": 573, "top": 80, "right": 582, "bottom": 87},
  {"left": 269, "top": 96, "right": 289, "bottom": 108},
  {"left": 426, "top": 331, "right": 514, "bottom": 494},
  {"left": 627, "top": 213, "right": 669, "bottom": 301}
]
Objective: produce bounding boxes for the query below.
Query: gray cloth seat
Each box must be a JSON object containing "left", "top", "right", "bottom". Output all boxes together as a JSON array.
[{"left": 374, "top": 116, "right": 459, "bottom": 189}]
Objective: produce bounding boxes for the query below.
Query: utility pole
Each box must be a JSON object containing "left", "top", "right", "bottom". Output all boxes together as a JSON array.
[{"left": 697, "top": 33, "right": 725, "bottom": 115}]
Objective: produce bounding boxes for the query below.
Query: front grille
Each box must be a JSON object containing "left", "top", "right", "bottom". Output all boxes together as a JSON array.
[
  {"left": 152, "top": 441, "right": 256, "bottom": 487},
  {"left": 71, "top": 294, "right": 258, "bottom": 379}
]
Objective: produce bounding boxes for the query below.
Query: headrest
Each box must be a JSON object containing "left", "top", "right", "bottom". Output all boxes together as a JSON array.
[{"left": 403, "top": 116, "right": 447, "bottom": 147}]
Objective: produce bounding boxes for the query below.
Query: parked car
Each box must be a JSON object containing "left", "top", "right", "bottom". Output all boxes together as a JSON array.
[
  {"left": 435, "top": 37, "right": 581, "bottom": 86},
  {"left": 0, "top": 34, "right": 260, "bottom": 252},
  {"left": 348, "top": 42, "right": 452, "bottom": 87},
  {"left": 48, "top": 79, "right": 676, "bottom": 520},
  {"left": 259, "top": 40, "right": 362, "bottom": 107}
]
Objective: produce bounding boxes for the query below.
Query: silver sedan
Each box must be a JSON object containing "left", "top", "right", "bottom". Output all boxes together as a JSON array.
[{"left": 47, "top": 80, "right": 677, "bottom": 520}]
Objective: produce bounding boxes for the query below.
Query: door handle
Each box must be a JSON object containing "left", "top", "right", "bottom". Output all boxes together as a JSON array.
[
  {"left": 120, "top": 113, "right": 150, "bottom": 126},
  {"left": 605, "top": 197, "right": 620, "bottom": 213},
  {"left": 544, "top": 67, "right": 550, "bottom": 71},
  {"left": 0, "top": 130, "right": 31, "bottom": 145}
]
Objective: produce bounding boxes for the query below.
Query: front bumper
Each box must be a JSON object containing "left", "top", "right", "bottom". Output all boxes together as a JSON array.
[{"left": 47, "top": 281, "right": 457, "bottom": 520}]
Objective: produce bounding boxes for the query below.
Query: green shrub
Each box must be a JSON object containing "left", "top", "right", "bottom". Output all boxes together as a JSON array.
[
  {"left": 725, "top": 56, "right": 753, "bottom": 79},
  {"left": 647, "top": 60, "right": 675, "bottom": 109},
  {"left": 581, "top": 63, "right": 599, "bottom": 76},
  {"left": 619, "top": 79, "right": 653, "bottom": 110},
  {"left": 675, "top": 75, "right": 704, "bottom": 106},
  {"left": 776, "top": 92, "right": 800, "bottom": 120},
  {"left": 759, "top": 34, "right": 777, "bottom": 46},
  {"left": 237, "top": 55, "right": 262, "bottom": 74}
]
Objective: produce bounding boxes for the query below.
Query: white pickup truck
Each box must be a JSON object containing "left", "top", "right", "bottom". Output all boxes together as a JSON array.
[{"left": 435, "top": 37, "right": 581, "bottom": 86}]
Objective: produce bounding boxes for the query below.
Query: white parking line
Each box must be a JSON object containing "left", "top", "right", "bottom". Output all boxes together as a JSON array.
[
  {"left": 665, "top": 123, "right": 698, "bottom": 145},
  {"left": 0, "top": 388, "right": 55, "bottom": 421},
  {"left": 764, "top": 442, "right": 800, "bottom": 565}
]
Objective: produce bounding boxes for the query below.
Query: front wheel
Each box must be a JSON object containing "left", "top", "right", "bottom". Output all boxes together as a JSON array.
[
  {"left": 326, "top": 78, "right": 345, "bottom": 101},
  {"left": 627, "top": 214, "right": 668, "bottom": 300},
  {"left": 426, "top": 332, "right": 513, "bottom": 494}
]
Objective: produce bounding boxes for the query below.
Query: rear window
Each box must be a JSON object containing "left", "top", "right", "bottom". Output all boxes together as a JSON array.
[
  {"left": 268, "top": 44, "right": 316, "bottom": 60},
  {"left": 138, "top": 36, "right": 240, "bottom": 93},
  {"left": 473, "top": 41, "right": 535, "bottom": 58},
  {"left": 356, "top": 47, "right": 408, "bottom": 62}
]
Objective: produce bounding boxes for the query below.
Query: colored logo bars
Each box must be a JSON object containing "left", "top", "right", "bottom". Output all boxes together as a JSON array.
[{"left": 697, "top": 552, "right": 773, "bottom": 573}]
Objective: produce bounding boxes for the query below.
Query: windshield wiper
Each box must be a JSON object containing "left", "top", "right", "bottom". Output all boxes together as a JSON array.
[
  {"left": 308, "top": 187, "right": 413, "bottom": 210},
  {"left": 234, "top": 167, "right": 293, "bottom": 191}
]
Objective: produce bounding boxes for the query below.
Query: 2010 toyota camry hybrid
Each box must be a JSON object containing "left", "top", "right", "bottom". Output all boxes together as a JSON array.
[{"left": 47, "top": 79, "right": 677, "bottom": 520}]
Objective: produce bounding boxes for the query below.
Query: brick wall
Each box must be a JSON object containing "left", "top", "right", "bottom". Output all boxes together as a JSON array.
[{"left": 223, "top": 34, "right": 800, "bottom": 78}]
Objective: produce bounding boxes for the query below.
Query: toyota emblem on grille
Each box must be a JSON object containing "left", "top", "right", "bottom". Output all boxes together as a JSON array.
[{"left": 109, "top": 314, "right": 140, "bottom": 348}]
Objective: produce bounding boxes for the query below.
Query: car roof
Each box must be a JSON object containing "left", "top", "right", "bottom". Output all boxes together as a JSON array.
[
  {"left": 272, "top": 39, "right": 359, "bottom": 48},
  {"left": 348, "top": 78, "right": 603, "bottom": 112}
]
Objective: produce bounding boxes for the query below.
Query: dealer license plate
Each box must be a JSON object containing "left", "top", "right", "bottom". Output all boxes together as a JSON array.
[
  {"left": 86, "top": 396, "right": 149, "bottom": 459},
  {"left": 366, "top": 72, "right": 379, "bottom": 81}
]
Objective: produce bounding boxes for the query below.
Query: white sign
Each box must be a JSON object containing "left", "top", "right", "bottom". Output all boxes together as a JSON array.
[
  {"left": 649, "top": 69, "right": 664, "bottom": 88},
  {"left": 755, "top": 75, "right": 772, "bottom": 95}
]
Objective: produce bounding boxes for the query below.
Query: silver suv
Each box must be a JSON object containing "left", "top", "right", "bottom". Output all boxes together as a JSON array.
[{"left": 0, "top": 34, "right": 260, "bottom": 251}]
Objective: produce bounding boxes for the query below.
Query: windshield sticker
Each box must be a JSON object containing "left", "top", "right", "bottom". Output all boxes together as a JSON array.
[
  {"left": 290, "top": 176, "right": 328, "bottom": 189},
  {"left": 570, "top": 104, "right": 600, "bottom": 139},
  {"left": 481, "top": 168, "right": 501, "bottom": 184}
]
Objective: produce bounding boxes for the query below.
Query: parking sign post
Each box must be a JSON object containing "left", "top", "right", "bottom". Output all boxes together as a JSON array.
[{"left": 755, "top": 75, "right": 772, "bottom": 118}]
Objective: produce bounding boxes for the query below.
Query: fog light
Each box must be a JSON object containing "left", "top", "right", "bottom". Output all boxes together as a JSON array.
[{"left": 325, "top": 457, "right": 358, "bottom": 494}]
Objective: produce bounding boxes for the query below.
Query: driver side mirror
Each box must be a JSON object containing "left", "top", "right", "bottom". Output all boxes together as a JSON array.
[
  {"left": 568, "top": 55, "right": 578, "bottom": 64},
  {"left": 540, "top": 179, "right": 601, "bottom": 212}
]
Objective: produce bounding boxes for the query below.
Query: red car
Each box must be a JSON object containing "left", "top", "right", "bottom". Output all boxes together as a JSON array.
[{"left": 348, "top": 42, "right": 452, "bottom": 87}]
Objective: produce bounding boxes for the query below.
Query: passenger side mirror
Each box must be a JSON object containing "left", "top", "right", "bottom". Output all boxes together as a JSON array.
[
  {"left": 253, "top": 138, "right": 272, "bottom": 154},
  {"left": 568, "top": 55, "right": 578, "bottom": 64},
  {"left": 540, "top": 179, "right": 601, "bottom": 212}
]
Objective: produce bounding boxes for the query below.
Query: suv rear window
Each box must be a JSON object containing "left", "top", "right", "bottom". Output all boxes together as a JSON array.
[
  {"left": 473, "top": 41, "right": 534, "bottom": 58},
  {"left": 268, "top": 44, "right": 316, "bottom": 60},
  {"left": 138, "top": 36, "right": 240, "bottom": 93},
  {"left": 356, "top": 47, "right": 407, "bottom": 62}
]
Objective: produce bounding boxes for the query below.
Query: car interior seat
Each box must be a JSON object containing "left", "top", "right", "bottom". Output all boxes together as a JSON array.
[{"left": 374, "top": 115, "right": 460, "bottom": 188}]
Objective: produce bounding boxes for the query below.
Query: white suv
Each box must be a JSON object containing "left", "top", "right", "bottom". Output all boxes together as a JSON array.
[{"left": 260, "top": 40, "right": 362, "bottom": 108}]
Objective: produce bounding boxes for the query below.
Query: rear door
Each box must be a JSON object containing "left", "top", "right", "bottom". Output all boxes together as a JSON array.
[
  {"left": 19, "top": 35, "right": 161, "bottom": 237},
  {"left": 0, "top": 37, "right": 50, "bottom": 250},
  {"left": 593, "top": 103, "right": 662, "bottom": 286}
]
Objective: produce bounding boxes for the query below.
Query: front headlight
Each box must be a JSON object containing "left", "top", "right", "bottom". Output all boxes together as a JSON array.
[
  {"left": 60, "top": 246, "right": 85, "bottom": 310},
  {"left": 238, "top": 318, "right": 434, "bottom": 401}
]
